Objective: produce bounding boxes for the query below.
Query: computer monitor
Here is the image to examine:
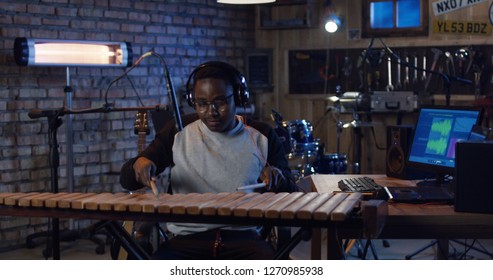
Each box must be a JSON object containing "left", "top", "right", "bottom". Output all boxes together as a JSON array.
[{"left": 407, "top": 106, "right": 483, "bottom": 186}]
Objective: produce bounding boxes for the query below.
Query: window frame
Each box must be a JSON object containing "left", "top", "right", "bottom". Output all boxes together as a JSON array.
[{"left": 362, "top": 0, "right": 429, "bottom": 38}]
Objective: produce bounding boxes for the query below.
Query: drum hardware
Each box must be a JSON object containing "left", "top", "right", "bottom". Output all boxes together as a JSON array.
[
  {"left": 314, "top": 153, "right": 348, "bottom": 175},
  {"left": 287, "top": 147, "right": 318, "bottom": 182},
  {"left": 273, "top": 116, "right": 320, "bottom": 181},
  {"left": 334, "top": 86, "right": 344, "bottom": 156},
  {"left": 317, "top": 86, "right": 349, "bottom": 175},
  {"left": 283, "top": 119, "right": 317, "bottom": 155}
]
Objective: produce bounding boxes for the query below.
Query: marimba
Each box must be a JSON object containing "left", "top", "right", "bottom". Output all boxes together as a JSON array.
[{"left": 0, "top": 191, "right": 387, "bottom": 259}]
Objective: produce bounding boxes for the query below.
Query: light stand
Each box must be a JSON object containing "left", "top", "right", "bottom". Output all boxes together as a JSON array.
[
  {"left": 350, "top": 112, "right": 362, "bottom": 174},
  {"left": 65, "top": 67, "right": 74, "bottom": 196},
  {"left": 14, "top": 37, "right": 133, "bottom": 259},
  {"left": 334, "top": 87, "right": 343, "bottom": 156}
]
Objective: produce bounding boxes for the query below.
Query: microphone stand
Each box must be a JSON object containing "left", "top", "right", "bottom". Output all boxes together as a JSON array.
[
  {"left": 46, "top": 110, "right": 62, "bottom": 260},
  {"left": 143, "top": 51, "right": 183, "bottom": 132},
  {"left": 27, "top": 104, "right": 169, "bottom": 259}
]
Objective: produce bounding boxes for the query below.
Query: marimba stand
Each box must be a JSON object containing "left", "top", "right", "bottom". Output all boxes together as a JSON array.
[
  {"left": 0, "top": 191, "right": 388, "bottom": 260},
  {"left": 93, "top": 220, "right": 151, "bottom": 260}
]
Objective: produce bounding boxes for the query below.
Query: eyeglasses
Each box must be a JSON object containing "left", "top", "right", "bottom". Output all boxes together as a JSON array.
[{"left": 193, "top": 94, "right": 234, "bottom": 113}]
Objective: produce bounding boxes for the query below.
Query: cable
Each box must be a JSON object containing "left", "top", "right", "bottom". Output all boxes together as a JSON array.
[
  {"left": 102, "top": 50, "right": 182, "bottom": 131},
  {"left": 149, "top": 51, "right": 182, "bottom": 131},
  {"left": 125, "top": 74, "right": 145, "bottom": 107},
  {"left": 312, "top": 106, "right": 335, "bottom": 132},
  {"left": 103, "top": 53, "right": 148, "bottom": 106},
  {"left": 369, "top": 126, "right": 386, "bottom": 150}
]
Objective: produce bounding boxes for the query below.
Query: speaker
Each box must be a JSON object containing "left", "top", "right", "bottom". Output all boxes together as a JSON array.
[
  {"left": 185, "top": 61, "right": 250, "bottom": 108},
  {"left": 386, "top": 125, "right": 430, "bottom": 179},
  {"left": 455, "top": 141, "right": 493, "bottom": 213}
]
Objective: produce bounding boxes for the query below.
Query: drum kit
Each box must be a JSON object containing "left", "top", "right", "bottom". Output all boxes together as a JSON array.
[{"left": 274, "top": 117, "right": 348, "bottom": 182}]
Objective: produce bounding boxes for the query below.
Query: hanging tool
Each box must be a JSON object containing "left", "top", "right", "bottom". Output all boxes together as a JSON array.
[
  {"left": 404, "top": 55, "right": 410, "bottom": 89},
  {"left": 424, "top": 48, "right": 443, "bottom": 92},
  {"left": 375, "top": 70, "right": 381, "bottom": 91},
  {"left": 465, "top": 47, "right": 476, "bottom": 75},
  {"left": 413, "top": 54, "right": 418, "bottom": 84},
  {"left": 386, "top": 56, "right": 394, "bottom": 92},
  {"left": 455, "top": 47, "right": 470, "bottom": 78},
  {"left": 395, "top": 56, "right": 402, "bottom": 90},
  {"left": 445, "top": 51, "right": 456, "bottom": 77},
  {"left": 421, "top": 54, "right": 427, "bottom": 81}
]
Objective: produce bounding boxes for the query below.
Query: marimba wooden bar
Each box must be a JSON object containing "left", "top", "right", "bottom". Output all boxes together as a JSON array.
[{"left": 0, "top": 191, "right": 387, "bottom": 259}]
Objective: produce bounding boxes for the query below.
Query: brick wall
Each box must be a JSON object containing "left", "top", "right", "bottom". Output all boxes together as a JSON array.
[{"left": 0, "top": 0, "right": 255, "bottom": 251}]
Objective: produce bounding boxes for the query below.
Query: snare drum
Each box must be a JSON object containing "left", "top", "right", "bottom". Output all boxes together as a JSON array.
[
  {"left": 315, "top": 153, "right": 348, "bottom": 174},
  {"left": 281, "top": 120, "right": 319, "bottom": 156}
]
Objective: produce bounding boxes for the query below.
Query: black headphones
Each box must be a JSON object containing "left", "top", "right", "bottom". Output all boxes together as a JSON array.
[{"left": 185, "top": 61, "right": 250, "bottom": 108}]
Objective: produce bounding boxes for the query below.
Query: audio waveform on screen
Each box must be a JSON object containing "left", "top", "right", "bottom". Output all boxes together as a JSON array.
[
  {"left": 430, "top": 118, "right": 452, "bottom": 137},
  {"left": 426, "top": 137, "right": 448, "bottom": 155},
  {"left": 425, "top": 117, "right": 452, "bottom": 155}
]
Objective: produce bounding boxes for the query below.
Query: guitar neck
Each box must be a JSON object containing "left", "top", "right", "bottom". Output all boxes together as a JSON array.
[{"left": 137, "top": 132, "right": 147, "bottom": 153}]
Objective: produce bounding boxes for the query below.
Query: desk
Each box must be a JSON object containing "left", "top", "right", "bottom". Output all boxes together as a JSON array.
[{"left": 299, "top": 174, "right": 493, "bottom": 259}]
